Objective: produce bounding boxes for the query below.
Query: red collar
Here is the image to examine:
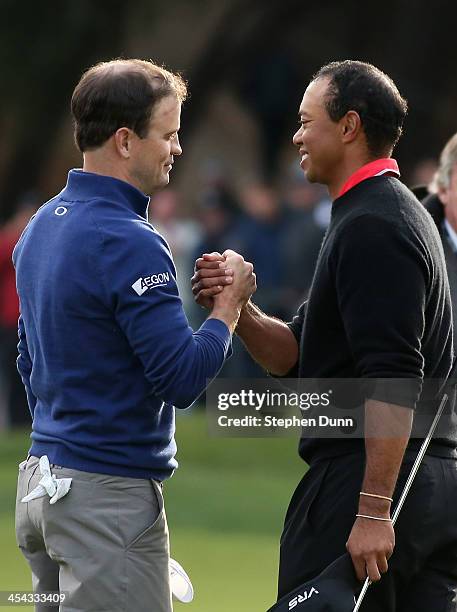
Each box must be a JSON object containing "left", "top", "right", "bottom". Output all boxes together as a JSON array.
[{"left": 338, "top": 158, "right": 400, "bottom": 198}]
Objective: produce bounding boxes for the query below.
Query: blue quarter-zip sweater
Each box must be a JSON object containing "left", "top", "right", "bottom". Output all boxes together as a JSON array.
[{"left": 13, "top": 170, "right": 231, "bottom": 480}]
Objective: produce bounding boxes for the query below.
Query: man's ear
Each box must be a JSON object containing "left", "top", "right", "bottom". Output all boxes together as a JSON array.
[
  {"left": 113, "top": 127, "right": 132, "bottom": 159},
  {"left": 340, "top": 111, "right": 362, "bottom": 144},
  {"left": 438, "top": 186, "right": 450, "bottom": 207}
]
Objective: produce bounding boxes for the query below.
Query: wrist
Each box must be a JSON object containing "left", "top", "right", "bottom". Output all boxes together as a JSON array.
[
  {"left": 210, "top": 301, "right": 242, "bottom": 334},
  {"left": 358, "top": 495, "right": 391, "bottom": 518},
  {"left": 213, "top": 291, "right": 244, "bottom": 312},
  {"left": 236, "top": 300, "right": 256, "bottom": 330},
  {"left": 356, "top": 513, "right": 392, "bottom": 522}
]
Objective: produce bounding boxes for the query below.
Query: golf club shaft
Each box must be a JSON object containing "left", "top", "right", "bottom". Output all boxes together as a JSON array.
[
  {"left": 353, "top": 580, "right": 370, "bottom": 612},
  {"left": 391, "top": 393, "right": 448, "bottom": 525},
  {"left": 352, "top": 392, "right": 449, "bottom": 612}
]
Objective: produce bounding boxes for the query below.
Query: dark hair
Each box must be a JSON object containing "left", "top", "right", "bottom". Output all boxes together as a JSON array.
[
  {"left": 71, "top": 59, "right": 187, "bottom": 152},
  {"left": 312, "top": 60, "right": 408, "bottom": 157}
]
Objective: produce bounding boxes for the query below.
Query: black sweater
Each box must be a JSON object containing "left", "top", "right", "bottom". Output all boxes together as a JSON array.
[
  {"left": 287, "top": 175, "right": 455, "bottom": 463},
  {"left": 424, "top": 192, "right": 457, "bottom": 327}
]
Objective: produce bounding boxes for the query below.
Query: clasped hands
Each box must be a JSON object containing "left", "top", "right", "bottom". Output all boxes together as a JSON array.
[{"left": 191, "top": 250, "right": 256, "bottom": 311}]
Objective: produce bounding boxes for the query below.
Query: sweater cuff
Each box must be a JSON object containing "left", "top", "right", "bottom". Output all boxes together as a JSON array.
[
  {"left": 201, "top": 318, "right": 232, "bottom": 357},
  {"left": 362, "top": 378, "right": 422, "bottom": 410}
]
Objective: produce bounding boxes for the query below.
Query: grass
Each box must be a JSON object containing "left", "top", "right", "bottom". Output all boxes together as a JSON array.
[{"left": 0, "top": 409, "right": 305, "bottom": 611}]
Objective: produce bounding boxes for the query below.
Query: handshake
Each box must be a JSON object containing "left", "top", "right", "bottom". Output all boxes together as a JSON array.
[{"left": 191, "top": 250, "right": 256, "bottom": 330}]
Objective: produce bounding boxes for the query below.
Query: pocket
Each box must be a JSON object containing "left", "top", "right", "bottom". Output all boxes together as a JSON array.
[
  {"left": 45, "top": 476, "right": 121, "bottom": 559},
  {"left": 124, "top": 480, "right": 165, "bottom": 550},
  {"left": 303, "top": 459, "right": 333, "bottom": 530},
  {"left": 394, "top": 455, "right": 430, "bottom": 496},
  {"left": 282, "top": 459, "right": 332, "bottom": 535},
  {"left": 15, "top": 470, "right": 30, "bottom": 547},
  {"left": 16, "top": 458, "right": 41, "bottom": 506}
]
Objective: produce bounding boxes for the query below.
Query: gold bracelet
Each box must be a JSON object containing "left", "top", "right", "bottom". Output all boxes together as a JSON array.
[
  {"left": 356, "top": 513, "right": 392, "bottom": 522},
  {"left": 360, "top": 491, "right": 393, "bottom": 503}
]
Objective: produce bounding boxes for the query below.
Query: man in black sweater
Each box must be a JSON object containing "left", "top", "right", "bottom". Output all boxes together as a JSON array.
[{"left": 193, "top": 61, "right": 457, "bottom": 611}]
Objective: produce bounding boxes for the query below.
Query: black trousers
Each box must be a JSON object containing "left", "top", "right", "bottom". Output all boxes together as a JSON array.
[{"left": 278, "top": 452, "right": 457, "bottom": 611}]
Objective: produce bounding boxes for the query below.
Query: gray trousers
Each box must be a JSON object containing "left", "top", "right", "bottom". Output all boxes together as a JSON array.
[{"left": 15, "top": 456, "right": 172, "bottom": 612}]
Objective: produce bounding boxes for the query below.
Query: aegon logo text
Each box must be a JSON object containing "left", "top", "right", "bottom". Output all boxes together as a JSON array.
[
  {"left": 132, "top": 272, "right": 170, "bottom": 296},
  {"left": 289, "top": 587, "right": 319, "bottom": 610}
]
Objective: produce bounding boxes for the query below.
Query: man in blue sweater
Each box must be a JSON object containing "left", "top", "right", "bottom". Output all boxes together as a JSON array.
[{"left": 14, "top": 59, "right": 255, "bottom": 612}]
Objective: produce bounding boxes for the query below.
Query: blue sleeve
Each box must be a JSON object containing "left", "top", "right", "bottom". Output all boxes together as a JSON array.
[
  {"left": 17, "top": 313, "right": 36, "bottom": 416},
  {"left": 99, "top": 219, "right": 232, "bottom": 409}
]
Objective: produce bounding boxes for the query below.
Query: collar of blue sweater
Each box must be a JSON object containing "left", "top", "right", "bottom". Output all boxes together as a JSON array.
[{"left": 63, "top": 169, "right": 150, "bottom": 218}]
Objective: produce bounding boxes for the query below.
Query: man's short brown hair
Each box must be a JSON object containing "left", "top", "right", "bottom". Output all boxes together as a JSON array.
[{"left": 71, "top": 59, "right": 187, "bottom": 152}]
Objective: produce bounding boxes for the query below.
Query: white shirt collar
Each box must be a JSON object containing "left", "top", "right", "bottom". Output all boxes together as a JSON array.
[{"left": 444, "top": 219, "right": 457, "bottom": 252}]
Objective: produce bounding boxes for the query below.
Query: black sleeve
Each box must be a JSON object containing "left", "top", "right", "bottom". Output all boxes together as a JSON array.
[
  {"left": 331, "top": 214, "right": 430, "bottom": 408},
  {"left": 288, "top": 300, "right": 307, "bottom": 343},
  {"left": 270, "top": 301, "right": 307, "bottom": 378}
]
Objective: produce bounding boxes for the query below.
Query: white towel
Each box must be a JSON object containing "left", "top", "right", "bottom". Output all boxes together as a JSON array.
[{"left": 21, "top": 455, "right": 72, "bottom": 505}]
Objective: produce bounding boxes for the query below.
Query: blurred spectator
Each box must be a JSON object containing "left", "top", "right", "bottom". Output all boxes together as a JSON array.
[
  {"left": 238, "top": 50, "right": 300, "bottom": 179},
  {"left": 228, "top": 182, "right": 290, "bottom": 318},
  {"left": 219, "top": 182, "right": 290, "bottom": 377},
  {"left": 192, "top": 175, "right": 331, "bottom": 378},
  {"left": 149, "top": 188, "right": 202, "bottom": 320},
  {"left": 409, "top": 158, "right": 439, "bottom": 200},
  {"left": 280, "top": 165, "right": 331, "bottom": 311},
  {"left": 194, "top": 198, "right": 234, "bottom": 257},
  {"left": 0, "top": 199, "right": 37, "bottom": 427},
  {"left": 198, "top": 158, "right": 241, "bottom": 218},
  {"left": 192, "top": 172, "right": 240, "bottom": 327},
  {"left": 423, "top": 134, "right": 457, "bottom": 324}
]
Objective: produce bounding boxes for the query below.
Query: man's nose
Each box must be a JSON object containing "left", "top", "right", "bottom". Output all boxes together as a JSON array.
[
  {"left": 172, "top": 135, "right": 182, "bottom": 156},
  {"left": 292, "top": 128, "right": 302, "bottom": 146}
]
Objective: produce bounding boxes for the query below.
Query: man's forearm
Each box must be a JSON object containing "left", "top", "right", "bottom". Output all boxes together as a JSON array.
[
  {"left": 235, "top": 301, "right": 299, "bottom": 375},
  {"left": 209, "top": 302, "right": 242, "bottom": 335},
  {"left": 359, "top": 399, "right": 413, "bottom": 517}
]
